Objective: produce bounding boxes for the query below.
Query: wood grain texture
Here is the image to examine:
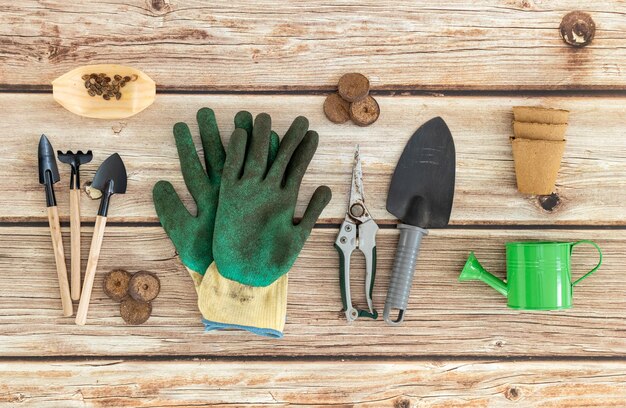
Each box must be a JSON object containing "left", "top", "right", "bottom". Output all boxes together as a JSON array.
[
  {"left": 46, "top": 206, "right": 73, "bottom": 317},
  {"left": 1, "top": 1, "right": 625, "bottom": 90},
  {"left": 76, "top": 215, "right": 107, "bottom": 326},
  {"left": 5, "top": 94, "right": 626, "bottom": 224},
  {"left": 69, "top": 189, "right": 81, "bottom": 300},
  {"left": 1, "top": 359, "right": 626, "bottom": 407},
  {"left": 2, "top": 226, "right": 623, "bottom": 357}
]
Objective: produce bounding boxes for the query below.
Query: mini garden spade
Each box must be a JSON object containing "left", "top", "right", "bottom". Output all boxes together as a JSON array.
[
  {"left": 58, "top": 149, "right": 93, "bottom": 300},
  {"left": 76, "top": 153, "right": 127, "bottom": 325},
  {"left": 383, "top": 117, "right": 456, "bottom": 325},
  {"left": 38, "top": 135, "right": 73, "bottom": 317}
]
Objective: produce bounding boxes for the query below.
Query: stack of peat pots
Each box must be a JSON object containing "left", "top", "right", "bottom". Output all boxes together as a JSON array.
[{"left": 511, "top": 106, "right": 569, "bottom": 195}]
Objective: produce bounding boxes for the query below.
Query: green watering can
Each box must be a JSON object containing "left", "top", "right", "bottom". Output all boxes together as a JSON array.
[{"left": 459, "top": 241, "right": 602, "bottom": 310}]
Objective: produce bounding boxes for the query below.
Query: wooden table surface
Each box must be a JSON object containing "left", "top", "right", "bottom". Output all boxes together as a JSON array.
[{"left": 2, "top": 1, "right": 625, "bottom": 406}]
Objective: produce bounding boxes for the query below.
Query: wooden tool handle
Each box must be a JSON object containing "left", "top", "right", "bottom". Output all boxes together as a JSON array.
[
  {"left": 75, "top": 215, "right": 107, "bottom": 326},
  {"left": 47, "top": 206, "right": 73, "bottom": 317},
  {"left": 70, "top": 189, "right": 81, "bottom": 300}
]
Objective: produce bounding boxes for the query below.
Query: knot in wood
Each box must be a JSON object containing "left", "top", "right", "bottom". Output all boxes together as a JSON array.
[
  {"left": 505, "top": 386, "right": 522, "bottom": 401},
  {"left": 394, "top": 398, "right": 411, "bottom": 408},
  {"left": 537, "top": 193, "right": 561, "bottom": 212},
  {"left": 560, "top": 11, "right": 595, "bottom": 47},
  {"left": 147, "top": 0, "right": 172, "bottom": 14}
]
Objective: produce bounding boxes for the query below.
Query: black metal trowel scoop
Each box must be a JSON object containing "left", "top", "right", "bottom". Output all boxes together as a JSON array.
[
  {"left": 383, "top": 117, "right": 456, "bottom": 325},
  {"left": 76, "top": 153, "right": 127, "bottom": 325},
  {"left": 57, "top": 150, "right": 93, "bottom": 300}
]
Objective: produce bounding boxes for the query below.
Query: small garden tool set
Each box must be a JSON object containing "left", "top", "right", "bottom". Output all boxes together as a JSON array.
[
  {"left": 42, "top": 63, "right": 604, "bottom": 335},
  {"left": 336, "top": 117, "right": 457, "bottom": 326},
  {"left": 38, "top": 135, "right": 128, "bottom": 323}
]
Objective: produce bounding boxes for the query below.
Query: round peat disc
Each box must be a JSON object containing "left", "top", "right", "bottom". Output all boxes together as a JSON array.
[
  {"left": 128, "top": 271, "right": 161, "bottom": 302},
  {"left": 338, "top": 73, "right": 370, "bottom": 102},
  {"left": 102, "top": 269, "right": 132, "bottom": 301},
  {"left": 349, "top": 95, "right": 380, "bottom": 126},
  {"left": 323, "top": 93, "right": 351, "bottom": 124},
  {"left": 120, "top": 297, "right": 152, "bottom": 325}
]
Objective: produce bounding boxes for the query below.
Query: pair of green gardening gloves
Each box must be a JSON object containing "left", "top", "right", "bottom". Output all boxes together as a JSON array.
[{"left": 153, "top": 108, "right": 331, "bottom": 337}]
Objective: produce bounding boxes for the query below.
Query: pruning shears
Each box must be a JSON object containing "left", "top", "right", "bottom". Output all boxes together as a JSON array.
[{"left": 334, "top": 145, "right": 379, "bottom": 322}]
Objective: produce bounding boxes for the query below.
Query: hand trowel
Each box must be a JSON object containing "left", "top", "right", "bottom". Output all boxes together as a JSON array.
[
  {"left": 38, "top": 135, "right": 73, "bottom": 317},
  {"left": 383, "top": 117, "right": 456, "bottom": 325},
  {"left": 76, "top": 153, "right": 127, "bottom": 325}
]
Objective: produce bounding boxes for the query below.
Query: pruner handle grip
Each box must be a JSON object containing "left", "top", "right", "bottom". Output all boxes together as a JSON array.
[{"left": 335, "top": 220, "right": 378, "bottom": 322}]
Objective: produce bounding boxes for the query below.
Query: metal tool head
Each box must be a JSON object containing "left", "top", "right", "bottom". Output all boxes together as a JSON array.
[
  {"left": 347, "top": 145, "right": 371, "bottom": 224},
  {"left": 92, "top": 153, "right": 127, "bottom": 216},
  {"left": 57, "top": 150, "right": 93, "bottom": 168},
  {"left": 38, "top": 135, "right": 60, "bottom": 185},
  {"left": 58, "top": 150, "right": 93, "bottom": 189},
  {"left": 92, "top": 153, "right": 127, "bottom": 193},
  {"left": 386, "top": 117, "right": 456, "bottom": 228}
]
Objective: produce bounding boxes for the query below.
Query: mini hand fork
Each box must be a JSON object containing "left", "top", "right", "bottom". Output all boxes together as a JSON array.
[{"left": 334, "top": 145, "right": 379, "bottom": 322}]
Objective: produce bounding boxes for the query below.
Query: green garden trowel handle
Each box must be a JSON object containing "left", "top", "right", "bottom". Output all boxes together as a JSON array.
[{"left": 384, "top": 224, "right": 428, "bottom": 325}]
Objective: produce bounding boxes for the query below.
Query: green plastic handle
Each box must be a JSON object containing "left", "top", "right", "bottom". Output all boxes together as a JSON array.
[
  {"left": 571, "top": 240, "right": 603, "bottom": 287},
  {"left": 335, "top": 243, "right": 351, "bottom": 313},
  {"left": 334, "top": 243, "right": 378, "bottom": 320}
]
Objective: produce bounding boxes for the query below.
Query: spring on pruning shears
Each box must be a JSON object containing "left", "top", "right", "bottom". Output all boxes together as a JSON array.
[{"left": 334, "top": 145, "right": 379, "bottom": 322}]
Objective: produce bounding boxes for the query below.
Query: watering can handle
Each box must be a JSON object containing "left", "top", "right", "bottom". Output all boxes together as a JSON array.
[{"left": 571, "top": 240, "right": 603, "bottom": 287}]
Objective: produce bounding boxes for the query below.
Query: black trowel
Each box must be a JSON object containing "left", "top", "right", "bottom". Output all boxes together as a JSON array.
[
  {"left": 383, "top": 117, "right": 456, "bottom": 325},
  {"left": 75, "top": 153, "right": 127, "bottom": 326}
]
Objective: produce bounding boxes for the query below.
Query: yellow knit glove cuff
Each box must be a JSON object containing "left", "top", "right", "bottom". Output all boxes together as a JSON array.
[{"left": 186, "top": 262, "right": 288, "bottom": 337}]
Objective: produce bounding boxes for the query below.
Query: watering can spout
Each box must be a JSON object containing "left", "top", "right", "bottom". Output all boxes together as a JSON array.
[{"left": 459, "top": 252, "right": 508, "bottom": 296}]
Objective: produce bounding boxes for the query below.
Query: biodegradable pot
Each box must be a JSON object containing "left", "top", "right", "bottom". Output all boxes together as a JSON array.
[
  {"left": 511, "top": 138, "right": 566, "bottom": 195},
  {"left": 512, "top": 106, "right": 569, "bottom": 124},
  {"left": 513, "top": 121, "right": 568, "bottom": 141}
]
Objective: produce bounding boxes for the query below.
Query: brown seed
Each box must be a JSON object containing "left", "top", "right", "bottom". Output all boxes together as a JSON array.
[
  {"left": 349, "top": 95, "right": 380, "bottom": 126},
  {"left": 84, "top": 80, "right": 90, "bottom": 89},
  {"left": 338, "top": 73, "right": 370, "bottom": 102},
  {"left": 560, "top": 11, "right": 595, "bottom": 47},
  {"left": 115, "top": 92, "right": 122, "bottom": 100},
  {"left": 87, "top": 90, "right": 96, "bottom": 97},
  {"left": 323, "top": 93, "right": 351, "bottom": 124},
  {"left": 114, "top": 74, "right": 122, "bottom": 81},
  {"left": 120, "top": 298, "right": 152, "bottom": 325},
  {"left": 104, "top": 76, "right": 111, "bottom": 83},
  {"left": 103, "top": 93, "right": 111, "bottom": 100},
  {"left": 95, "top": 88, "right": 102, "bottom": 95},
  {"left": 99, "top": 72, "right": 106, "bottom": 77},
  {"left": 128, "top": 271, "right": 160, "bottom": 302},
  {"left": 123, "top": 76, "right": 131, "bottom": 82},
  {"left": 81, "top": 74, "right": 89, "bottom": 80},
  {"left": 90, "top": 73, "right": 98, "bottom": 79},
  {"left": 120, "top": 81, "right": 126, "bottom": 87},
  {"left": 130, "top": 74, "right": 138, "bottom": 81},
  {"left": 103, "top": 269, "right": 132, "bottom": 301}
]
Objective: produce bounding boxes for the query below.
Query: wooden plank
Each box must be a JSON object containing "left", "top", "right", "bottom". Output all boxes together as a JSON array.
[
  {"left": 1, "top": 1, "right": 625, "bottom": 90},
  {"left": 1, "top": 359, "right": 626, "bottom": 407},
  {"left": 1, "top": 226, "right": 623, "bottom": 357},
  {"left": 3, "top": 94, "right": 626, "bottom": 224}
]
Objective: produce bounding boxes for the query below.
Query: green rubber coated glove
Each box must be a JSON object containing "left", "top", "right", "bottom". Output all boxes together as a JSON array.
[
  {"left": 213, "top": 113, "right": 332, "bottom": 287},
  {"left": 153, "top": 108, "right": 278, "bottom": 276}
]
